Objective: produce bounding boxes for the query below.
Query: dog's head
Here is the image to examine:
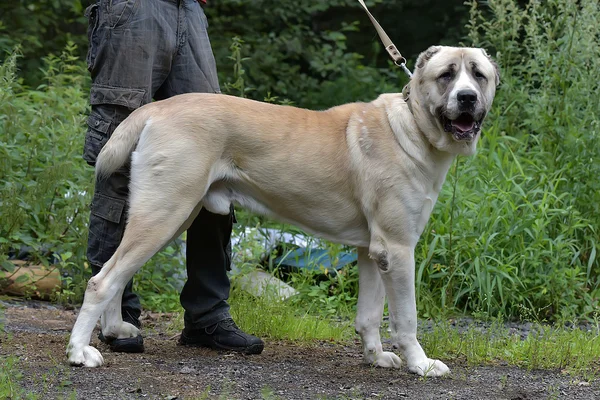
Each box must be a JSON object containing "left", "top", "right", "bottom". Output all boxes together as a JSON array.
[{"left": 406, "top": 46, "right": 500, "bottom": 155}]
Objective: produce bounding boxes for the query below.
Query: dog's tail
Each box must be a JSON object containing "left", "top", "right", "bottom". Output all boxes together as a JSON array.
[{"left": 95, "top": 106, "right": 153, "bottom": 180}]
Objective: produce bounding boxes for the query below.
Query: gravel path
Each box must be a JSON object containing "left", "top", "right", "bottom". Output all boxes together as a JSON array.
[{"left": 1, "top": 300, "right": 598, "bottom": 399}]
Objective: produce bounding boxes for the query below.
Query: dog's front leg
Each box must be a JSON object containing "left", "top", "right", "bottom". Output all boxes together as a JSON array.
[
  {"left": 372, "top": 239, "right": 450, "bottom": 377},
  {"left": 355, "top": 248, "right": 401, "bottom": 368}
]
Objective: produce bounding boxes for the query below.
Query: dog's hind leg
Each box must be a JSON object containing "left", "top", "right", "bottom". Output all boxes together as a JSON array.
[
  {"left": 67, "top": 165, "right": 211, "bottom": 366},
  {"left": 99, "top": 201, "right": 205, "bottom": 343},
  {"left": 99, "top": 284, "right": 138, "bottom": 341},
  {"left": 67, "top": 203, "right": 202, "bottom": 366},
  {"left": 355, "top": 248, "right": 402, "bottom": 369}
]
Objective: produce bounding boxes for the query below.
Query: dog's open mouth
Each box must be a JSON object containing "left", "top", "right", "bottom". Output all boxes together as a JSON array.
[{"left": 442, "top": 113, "right": 482, "bottom": 141}]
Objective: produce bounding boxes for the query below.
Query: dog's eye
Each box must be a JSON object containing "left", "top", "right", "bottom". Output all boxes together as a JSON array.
[
  {"left": 438, "top": 71, "right": 452, "bottom": 80},
  {"left": 475, "top": 71, "right": 487, "bottom": 80}
]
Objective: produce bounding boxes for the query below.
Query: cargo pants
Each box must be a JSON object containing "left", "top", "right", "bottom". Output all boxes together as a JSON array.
[{"left": 83, "top": 0, "right": 233, "bottom": 329}]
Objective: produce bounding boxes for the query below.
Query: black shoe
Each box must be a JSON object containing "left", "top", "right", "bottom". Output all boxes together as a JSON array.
[
  {"left": 179, "top": 318, "right": 264, "bottom": 355},
  {"left": 98, "top": 315, "right": 144, "bottom": 353}
]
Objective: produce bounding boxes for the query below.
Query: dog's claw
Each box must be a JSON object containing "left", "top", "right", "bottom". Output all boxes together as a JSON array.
[
  {"left": 408, "top": 358, "right": 450, "bottom": 377},
  {"left": 371, "top": 351, "right": 402, "bottom": 368},
  {"left": 68, "top": 345, "right": 104, "bottom": 368}
]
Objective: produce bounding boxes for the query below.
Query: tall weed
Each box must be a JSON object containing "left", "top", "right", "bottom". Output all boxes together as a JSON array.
[{"left": 415, "top": 0, "right": 600, "bottom": 321}]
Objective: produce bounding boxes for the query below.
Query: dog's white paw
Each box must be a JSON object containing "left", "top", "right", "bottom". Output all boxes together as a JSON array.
[
  {"left": 115, "top": 321, "right": 139, "bottom": 339},
  {"left": 103, "top": 321, "right": 140, "bottom": 339},
  {"left": 369, "top": 351, "right": 402, "bottom": 368},
  {"left": 67, "top": 345, "right": 104, "bottom": 368},
  {"left": 408, "top": 358, "right": 450, "bottom": 377}
]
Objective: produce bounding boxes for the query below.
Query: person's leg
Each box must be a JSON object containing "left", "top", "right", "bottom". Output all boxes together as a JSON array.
[
  {"left": 155, "top": 0, "right": 263, "bottom": 353},
  {"left": 180, "top": 208, "right": 232, "bottom": 328},
  {"left": 155, "top": 0, "right": 229, "bottom": 326},
  {"left": 86, "top": 125, "right": 140, "bottom": 324},
  {"left": 83, "top": 0, "right": 180, "bottom": 352}
]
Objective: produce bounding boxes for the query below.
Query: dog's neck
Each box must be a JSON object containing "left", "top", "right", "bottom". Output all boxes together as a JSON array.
[{"left": 382, "top": 94, "right": 455, "bottom": 181}]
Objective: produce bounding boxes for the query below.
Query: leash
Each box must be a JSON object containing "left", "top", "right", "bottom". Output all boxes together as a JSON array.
[{"left": 357, "top": 0, "right": 413, "bottom": 78}]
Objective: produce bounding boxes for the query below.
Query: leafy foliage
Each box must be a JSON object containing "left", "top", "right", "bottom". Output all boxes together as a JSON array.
[
  {"left": 208, "top": 0, "right": 404, "bottom": 109},
  {"left": 1, "top": 0, "right": 467, "bottom": 92},
  {"left": 0, "top": 1, "right": 87, "bottom": 85},
  {"left": 415, "top": 0, "right": 600, "bottom": 321},
  {"left": 0, "top": 45, "right": 92, "bottom": 300}
]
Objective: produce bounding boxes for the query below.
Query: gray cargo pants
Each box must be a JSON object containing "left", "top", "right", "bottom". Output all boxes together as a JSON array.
[{"left": 84, "top": 0, "right": 232, "bottom": 329}]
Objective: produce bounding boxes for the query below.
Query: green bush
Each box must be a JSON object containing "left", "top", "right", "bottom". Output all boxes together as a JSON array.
[
  {"left": 0, "top": 1, "right": 87, "bottom": 85},
  {"left": 207, "top": 0, "right": 412, "bottom": 109},
  {"left": 0, "top": 44, "right": 92, "bottom": 300}
]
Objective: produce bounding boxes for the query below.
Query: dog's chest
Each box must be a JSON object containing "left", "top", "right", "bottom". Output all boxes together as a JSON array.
[
  {"left": 416, "top": 195, "right": 435, "bottom": 237},
  {"left": 414, "top": 165, "right": 450, "bottom": 237}
]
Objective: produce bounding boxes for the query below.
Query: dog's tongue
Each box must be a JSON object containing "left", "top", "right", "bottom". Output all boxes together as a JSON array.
[{"left": 451, "top": 115, "right": 475, "bottom": 132}]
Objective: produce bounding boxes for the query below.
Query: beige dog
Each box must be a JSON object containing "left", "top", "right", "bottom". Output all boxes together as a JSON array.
[{"left": 67, "top": 45, "right": 499, "bottom": 376}]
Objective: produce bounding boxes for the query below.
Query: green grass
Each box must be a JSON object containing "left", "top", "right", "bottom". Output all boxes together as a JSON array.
[
  {"left": 0, "top": 307, "right": 23, "bottom": 398},
  {"left": 177, "top": 279, "right": 600, "bottom": 379},
  {"left": 229, "top": 286, "right": 353, "bottom": 342},
  {"left": 421, "top": 320, "right": 600, "bottom": 380},
  {"left": 157, "top": 279, "right": 354, "bottom": 342},
  {"left": 0, "top": 351, "right": 77, "bottom": 400},
  {"left": 0, "top": 356, "right": 26, "bottom": 400},
  {"left": 0, "top": 304, "right": 76, "bottom": 400},
  {"left": 229, "top": 283, "right": 600, "bottom": 379}
]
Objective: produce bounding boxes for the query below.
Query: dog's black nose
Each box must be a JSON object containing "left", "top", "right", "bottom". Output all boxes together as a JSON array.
[{"left": 457, "top": 90, "right": 477, "bottom": 106}]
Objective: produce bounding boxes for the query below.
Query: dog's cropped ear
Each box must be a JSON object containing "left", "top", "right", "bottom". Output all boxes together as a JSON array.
[
  {"left": 481, "top": 49, "right": 501, "bottom": 86},
  {"left": 415, "top": 45, "right": 442, "bottom": 69}
]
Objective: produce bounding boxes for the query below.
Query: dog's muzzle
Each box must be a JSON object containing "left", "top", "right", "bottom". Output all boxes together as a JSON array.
[{"left": 440, "top": 90, "right": 485, "bottom": 141}]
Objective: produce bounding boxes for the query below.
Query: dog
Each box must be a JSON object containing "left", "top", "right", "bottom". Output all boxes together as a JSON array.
[{"left": 67, "top": 45, "right": 499, "bottom": 376}]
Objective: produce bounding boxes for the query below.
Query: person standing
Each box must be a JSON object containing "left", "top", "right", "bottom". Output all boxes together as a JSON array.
[{"left": 82, "top": 0, "right": 264, "bottom": 354}]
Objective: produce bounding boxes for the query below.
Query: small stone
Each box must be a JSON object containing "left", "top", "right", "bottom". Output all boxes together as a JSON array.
[{"left": 179, "top": 366, "right": 195, "bottom": 374}]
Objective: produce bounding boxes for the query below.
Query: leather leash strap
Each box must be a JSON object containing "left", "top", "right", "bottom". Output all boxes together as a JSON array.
[{"left": 357, "top": 0, "right": 413, "bottom": 78}]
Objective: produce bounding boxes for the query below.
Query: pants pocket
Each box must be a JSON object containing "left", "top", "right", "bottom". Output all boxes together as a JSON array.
[
  {"left": 87, "top": 192, "right": 127, "bottom": 267},
  {"left": 90, "top": 84, "right": 145, "bottom": 110},
  {"left": 107, "top": 0, "right": 140, "bottom": 29},
  {"left": 83, "top": 110, "right": 111, "bottom": 166},
  {"left": 85, "top": 2, "right": 100, "bottom": 71}
]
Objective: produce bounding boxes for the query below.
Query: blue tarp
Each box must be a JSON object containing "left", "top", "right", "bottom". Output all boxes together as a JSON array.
[{"left": 273, "top": 248, "right": 357, "bottom": 272}]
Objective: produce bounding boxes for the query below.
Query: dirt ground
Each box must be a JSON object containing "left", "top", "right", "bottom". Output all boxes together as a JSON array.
[{"left": 1, "top": 300, "right": 599, "bottom": 400}]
